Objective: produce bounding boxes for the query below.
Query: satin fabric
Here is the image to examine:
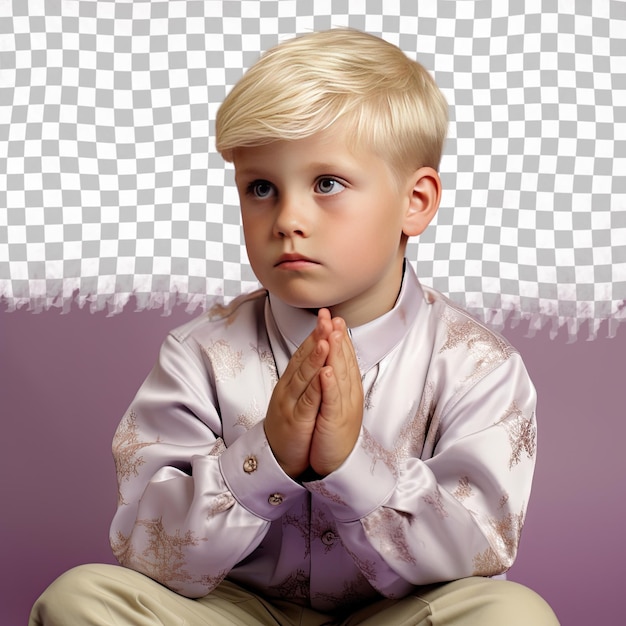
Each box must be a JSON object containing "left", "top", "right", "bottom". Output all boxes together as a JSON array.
[{"left": 110, "top": 263, "right": 537, "bottom": 612}]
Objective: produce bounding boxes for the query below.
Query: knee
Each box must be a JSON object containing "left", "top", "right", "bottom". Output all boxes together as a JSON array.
[
  {"left": 36, "top": 562, "right": 117, "bottom": 601},
  {"left": 29, "top": 564, "right": 123, "bottom": 626},
  {"left": 487, "top": 580, "right": 559, "bottom": 625}
]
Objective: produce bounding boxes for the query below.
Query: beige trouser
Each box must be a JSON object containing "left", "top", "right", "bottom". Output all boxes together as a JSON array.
[{"left": 30, "top": 563, "right": 559, "bottom": 626}]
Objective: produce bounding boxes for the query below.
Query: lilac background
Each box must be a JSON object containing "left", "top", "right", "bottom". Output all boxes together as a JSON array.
[{"left": 1, "top": 305, "right": 624, "bottom": 625}]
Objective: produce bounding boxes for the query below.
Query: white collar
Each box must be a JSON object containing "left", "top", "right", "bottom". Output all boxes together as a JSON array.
[{"left": 267, "top": 262, "right": 424, "bottom": 375}]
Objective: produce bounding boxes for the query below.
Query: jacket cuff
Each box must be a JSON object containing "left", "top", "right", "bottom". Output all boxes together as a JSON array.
[
  {"left": 304, "top": 427, "right": 397, "bottom": 522},
  {"left": 219, "top": 421, "right": 306, "bottom": 521}
]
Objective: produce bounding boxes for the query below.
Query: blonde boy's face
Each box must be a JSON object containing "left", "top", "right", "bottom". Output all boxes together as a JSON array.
[{"left": 233, "top": 123, "right": 426, "bottom": 327}]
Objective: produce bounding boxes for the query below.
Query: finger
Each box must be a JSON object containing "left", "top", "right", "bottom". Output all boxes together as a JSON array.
[
  {"left": 326, "top": 329, "right": 349, "bottom": 384},
  {"left": 289, "top": 338, "right": 329, "bottom": 398},
  {"left": 332, "top": 317, "right": 359, "bottom": 366},
  {"left": 295, "top": 366, "right": 324, "bottom": 419},
  {"left": 317, "top": 308, "right": 333, "bottom": 338},
  {"left": 311, "top": 365, "right": 361, "bottom": 476},
  {"left": 267, "top": 339, "right": 328, "bottom": 435},
  {"left": 327, "top": 321, "right": 357, "bottom": 384},
  {"left": 318, "top": 365, "right": 341, "bottom": 421},
  {"left": 282, "top": 309, "right": 334, "bottom": 392},
  {"left": 281, "top": 315, "right": 329, "bottom": 389},
  {"left": 342, "top": 331, "right": 362, "bottom": 399},
  {"left": 327, "top": 320, "right": 363, "bottom": 410},
  {"left": 337, "top": 319, "right": 361, "bottom": 382}
]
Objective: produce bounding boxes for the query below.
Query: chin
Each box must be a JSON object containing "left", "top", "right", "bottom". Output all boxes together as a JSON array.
[
  {"left": 271, "top": 290, "right": 332, "bottom": 311},
  {"left": 285, "top": 297, "right": 330, "bottom": 310}
]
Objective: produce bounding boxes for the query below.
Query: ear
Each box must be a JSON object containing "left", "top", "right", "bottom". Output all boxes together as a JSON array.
[{"left": 402, "top": 167, "right": 442, "bottom": 237}]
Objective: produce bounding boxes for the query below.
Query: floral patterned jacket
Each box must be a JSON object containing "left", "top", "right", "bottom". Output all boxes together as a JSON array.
[{"left": 110, "top": 262, "right": 536, "bottom": 612}]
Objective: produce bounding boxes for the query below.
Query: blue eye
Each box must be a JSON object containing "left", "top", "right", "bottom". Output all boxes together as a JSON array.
[
  {"left": 247, "top": 180, "right": 275, "bottom": 198},
  {"left": 315, "top": 177, "right": 345, "bottom": 195}
]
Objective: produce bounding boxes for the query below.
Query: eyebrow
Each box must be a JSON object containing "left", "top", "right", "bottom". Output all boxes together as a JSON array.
[
  {"left": 235, "top": 160, "right": 356, "bottom": 178},
  {"left": 233, "top": 167, "right": 270, "bottom": 181}
]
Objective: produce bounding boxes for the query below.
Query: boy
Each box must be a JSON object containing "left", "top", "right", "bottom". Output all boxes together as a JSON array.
[{"left": 31, "top": 29, "right": 558, "bottom": 625}]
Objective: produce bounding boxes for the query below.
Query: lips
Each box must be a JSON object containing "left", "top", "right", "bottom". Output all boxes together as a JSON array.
[{"left": 274, "top": 253, "right": 319, "bottom": 268}]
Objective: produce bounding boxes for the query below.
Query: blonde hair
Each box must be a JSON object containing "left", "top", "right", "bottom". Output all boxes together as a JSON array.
[{"left": 216, "top": 28, "right": 448, "bottom": 175}]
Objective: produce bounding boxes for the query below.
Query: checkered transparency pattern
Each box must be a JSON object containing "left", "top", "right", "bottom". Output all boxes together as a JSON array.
[{"left": 0, "top": 0, "right": 624, "bottom": 340}]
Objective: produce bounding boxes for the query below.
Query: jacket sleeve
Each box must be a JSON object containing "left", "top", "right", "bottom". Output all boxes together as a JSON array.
[
  {"left": 305, "top": 351, "right": 537, "bottom": 598},
  {"left": 110, "top": 330, "right": 304, "bottom": 598}
]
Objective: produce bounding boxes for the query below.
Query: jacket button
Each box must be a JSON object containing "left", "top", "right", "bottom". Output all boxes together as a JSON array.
[
  {"left": 268, "top": 493, "right": 284, "bottom": 506},
  {"left": 321, "top": 530, "right": 337, "bottom": 546},
  {"left": 243, "top": 456, "right": 258, "bottom": 473}
]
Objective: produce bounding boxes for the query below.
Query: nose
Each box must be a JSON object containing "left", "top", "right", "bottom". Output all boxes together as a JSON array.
[{"left": 272, "top": 196, "right": 309, "bottom": 238}]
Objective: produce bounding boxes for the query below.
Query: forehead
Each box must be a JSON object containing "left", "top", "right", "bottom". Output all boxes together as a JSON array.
[{"left": 232, "top": 122, "right": 380, "bottom": 176}]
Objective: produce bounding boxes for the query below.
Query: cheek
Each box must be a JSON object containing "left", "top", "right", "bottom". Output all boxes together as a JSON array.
[
  {"left": 344, "top": 214, "right": 390, "bottom": 244},
  {"left": 342, "top": 218, "right": 402, "bottom": 263},
  {"left": 242, "top": 215, "right": 265, "bottom": 239}
]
